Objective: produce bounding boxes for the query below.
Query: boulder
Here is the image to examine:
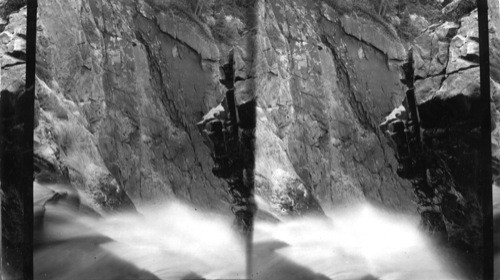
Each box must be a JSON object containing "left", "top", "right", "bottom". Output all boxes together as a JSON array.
[
  {"left": 442, "top": 0, "right": 476, "bottom": 20},
  {"left": 413, "top": 22, "right": 459, "bottom": 79},
  {"left": 446, "top": 10, "right": 479, "bottom": 73},
  {"left": 415, "top": 75, "right": 445, "bottom": 104},
  {"left": 435, "top": 67, "right": 480, "bottom": 100},
  {"left": 409, "top": 14, "right": 430, "bottom": 34}
]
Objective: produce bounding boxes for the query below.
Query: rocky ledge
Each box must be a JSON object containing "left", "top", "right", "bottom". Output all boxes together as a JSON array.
[{"left": 381, "top": 6, "right": 499, "bottom": 278}]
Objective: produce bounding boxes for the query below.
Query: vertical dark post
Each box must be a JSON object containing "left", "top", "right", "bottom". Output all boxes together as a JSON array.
[
  {"left": 245, "top": 2, "right": 259, "bottom": 278},
  {"left": 0, "top": 0, "right": 36, "bottom": 278},
  {"left": 198, "top": 3, "right": 258, "bottom": 278},
  {"left": 476, "top": 0, "right": 492, "bottom": 278},
  {"left": 24, "top": 0, "right": 37, "bottom": 277},
  {"left": 217, "top": 50, "right": 255, "bottom": 278},
  {"left": 0, "top": 86, "right": 20, "bottom": 280}
]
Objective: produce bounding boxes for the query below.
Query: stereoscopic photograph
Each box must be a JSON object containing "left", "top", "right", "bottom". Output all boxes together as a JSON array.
[{"left": 0, "top": 0, "right": 499, "bottom": 279}]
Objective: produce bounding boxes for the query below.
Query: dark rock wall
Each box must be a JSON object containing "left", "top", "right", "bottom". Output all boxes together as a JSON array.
[
  {"left": 413, "top": 9, "right": 484, "bottom": 263},
  {"left": 1, "top": 3, "right": 30, "bottom": 279},
  {"left": 381, "top": 5, "right": 498, "bottom": 278}
]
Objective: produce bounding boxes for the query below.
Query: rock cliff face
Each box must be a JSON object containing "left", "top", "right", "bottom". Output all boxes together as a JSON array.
[
  {"left": 22, "top": 0, "right": 421, "bottom": 217},
  {"left": 33, "top": 0, "right": 236, "bottom": 213},
  {"left": 0, "top": 0, "right": 495, "bottom": 277},
  {"left": 253, "top": 0, "right": 416, "bottom": 215},
  {"left": 381, "top": 3, "right": 499, "bottom": 278},
  {"left": 1, "top": 0, "right": 491, "bottom": 255}
]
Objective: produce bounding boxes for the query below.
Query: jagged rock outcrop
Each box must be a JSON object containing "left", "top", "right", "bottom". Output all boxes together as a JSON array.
[
  {"left": 442, "top": 0, "right": 477, "bottom": 21},
  {"left": 33, "top": 0, "right": 146, "bottom": 213},
  {"left": 1, "top": 3, "right": 25, "bottom": 88},
  {"left": 382, "top": 8, "right": 493, "bottom": 279},
  {"left": 413, "top": 21, "right": 459, "bottom": 81},
  {"left": 35, "top": 77, "right": 137, "bottom": 213}
]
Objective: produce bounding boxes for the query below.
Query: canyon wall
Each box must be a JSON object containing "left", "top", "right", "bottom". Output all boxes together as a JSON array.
[
  {"left": 0, "top": 0, "right": 496, "bottom": 278},
  {"left": 23, "top": 0, "right": 420, "bottom": 217},
  {"left": 33, "top": 0, "right": 235, "bottom": 213},
  {"left": 381, "top": 2, "right": 500, "bottom": 277},
  {"left": 253, "top": 0, "right": 415, "bottom": 215}
]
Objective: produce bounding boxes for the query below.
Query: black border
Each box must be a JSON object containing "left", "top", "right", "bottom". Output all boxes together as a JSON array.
[
  {"left": 25, "top": 0, "right": 37, "bottom": 278},
  {"left": 0, "top": 0, "right": 494, "bottom": 279},
  {"left": 478, "top": 0, "right": 493, "bottom": 279},
  {"left": 0, "top": 0, "right": 36, "bottom": 278}
]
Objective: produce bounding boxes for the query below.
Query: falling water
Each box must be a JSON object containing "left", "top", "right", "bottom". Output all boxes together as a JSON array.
[
  {"left": 34, "top": 183, "right": 465, "bottom": 280},
  {"left": 253, "top": 203, "right": 464, "bottom": 280}
]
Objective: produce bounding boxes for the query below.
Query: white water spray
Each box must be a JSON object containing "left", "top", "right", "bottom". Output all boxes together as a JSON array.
[
  {"left": 34, "top": 185, "right": 465, "bottom": 280},
  {"left": 253, "top": 204, "right": 463, "bottom": 280}
]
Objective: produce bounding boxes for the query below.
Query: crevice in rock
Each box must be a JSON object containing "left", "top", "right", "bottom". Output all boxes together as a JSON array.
[
  {"left": 415, "top": 70, "right": 447, "bottom": 82},
  {"left": 445, "top": 64, "right": 479, "bottom": 76},
  {"left": 322, "top": 0, "right": 399, "bottom": 40},
  {"left": 321, "top": 35, "right": 374, "bottom": 132},
  {"left": 415, "top": 65, "right": 479, "bottom": 86},
  {"left": 5, "top": 50, "right": 26, "bottom": 61},
  {"left": 334, "top": 24, "right": 394, "bottom": 66},
  {"left": 2, "top": 60, "right": 24, "bottom": 69},
  {"left": 133, "top": 16, "right": 220, "bottom": 197},
  {"left": 134, "top": 30, "right": 188, "bottom": 132},
  {"left": 459, "top": 53, "right": 480, "bottom": 64}
]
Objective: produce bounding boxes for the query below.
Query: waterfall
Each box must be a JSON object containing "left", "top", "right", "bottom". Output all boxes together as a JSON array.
[{"left": 34, "top": 183, "right": 465, "bottom": 280}]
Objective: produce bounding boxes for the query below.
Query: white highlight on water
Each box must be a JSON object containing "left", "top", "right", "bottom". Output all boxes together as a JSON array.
[
  {"left": 88, "top": 203, "right": 246, "bottom": 280},
  {"left": 254, "top": 205, "right": 462, "bottom": 280},
  {"left": 35, "top": 198, "right": 465, "bottom": 280}
]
